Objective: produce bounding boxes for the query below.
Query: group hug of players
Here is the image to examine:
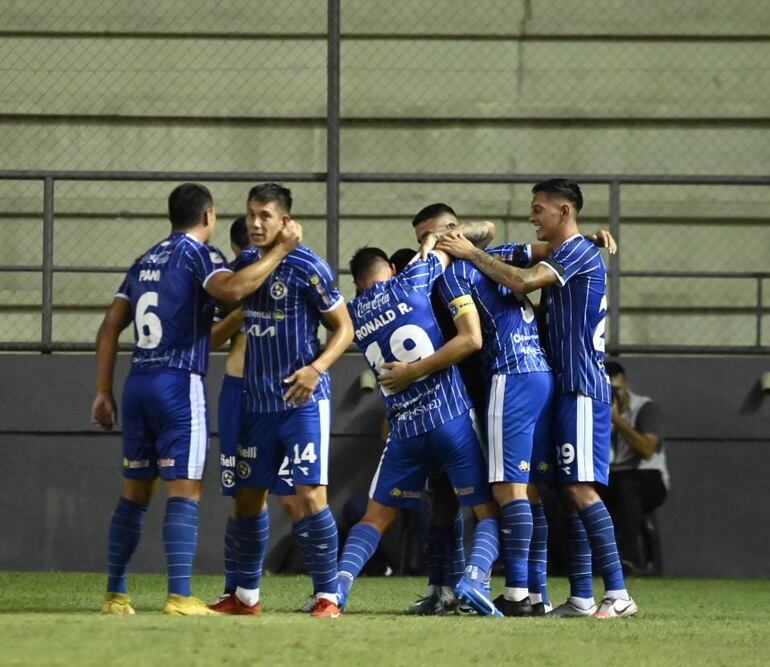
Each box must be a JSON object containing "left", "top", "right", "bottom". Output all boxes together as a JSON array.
[{"left": 92, "top": 178, "right": 638, "bottom": 619}]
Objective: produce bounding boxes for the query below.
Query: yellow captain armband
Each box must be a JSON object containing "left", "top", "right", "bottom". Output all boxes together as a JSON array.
[{"left": 448, "top": 294, "right": 477, "bottom": 321}]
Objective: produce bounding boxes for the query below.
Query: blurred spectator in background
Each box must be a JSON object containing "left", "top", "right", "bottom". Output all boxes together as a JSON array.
[{"left": 604, "top": 361, "right": 669, "bottom": 574}]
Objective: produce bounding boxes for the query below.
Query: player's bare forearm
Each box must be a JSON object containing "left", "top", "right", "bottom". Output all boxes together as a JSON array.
[
  {"left": 314, "top": 305, "right": 355, "bottom": 373},
  {"left": 466, "top": 246, "right": 544, "bottom": 294},
  {"left": 211, "top": 308, "right": 244, "bottom": 349},
  {"left": 434, "top": 220, "right": 495, "bottom": 248},
  {"left": 94, "top": 299, "right": 132, "bottom": 394}
]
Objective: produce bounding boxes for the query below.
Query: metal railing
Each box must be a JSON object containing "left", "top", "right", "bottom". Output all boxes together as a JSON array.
[{"left": 1, "top": 169, "right": 768, "bottom": 354}]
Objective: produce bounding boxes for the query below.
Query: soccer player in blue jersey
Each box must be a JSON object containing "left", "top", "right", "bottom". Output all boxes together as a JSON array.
[
  {"left": 215, "top": 183, "right": 354, "bottom": 619},
  {"left": 336, "top": 246, "right": 502, "bottom": 616},
  {"left": 437, "top": 178, "right": 637, "bottom": 619},
  {"left": 91, "top": 183, "right": 301, "bottom": 615}
]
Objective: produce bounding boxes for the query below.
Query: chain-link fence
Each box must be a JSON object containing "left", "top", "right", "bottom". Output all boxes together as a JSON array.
[{"left": 1, "top": 0, "right": 768, "bottom": 351}]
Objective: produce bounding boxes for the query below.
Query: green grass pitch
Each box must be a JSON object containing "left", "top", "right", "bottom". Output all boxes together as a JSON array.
[{"left": 0, "top": 572, "right": 768, "bottom": 666}]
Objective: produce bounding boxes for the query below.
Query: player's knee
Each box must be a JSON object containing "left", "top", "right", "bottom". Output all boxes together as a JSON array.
[
  {"left": 166, "top": 478, "right": 202, "bottom": 502},
  {"left": 121, "top": 478, "right": 155, "bottom": 505},
  {"left": 472, "top": 501, "right": 499, "bottom": 520},
  {"left": 233, "top": 487, "right": 268, "bottom": 517},
  {"left": 526, "top": 482, "right": 541, "bottom": 504},
  {"left": 361, "top": 502, "right": 397, "bottom": 533},
  {"left": 295, "top": 484, "right": 327, "bottom": 515},
  {"left": 562, "top": 483, "right": 600, "bottom": 511},
  {"left": 492, "top": 482, "right": 527, "bottom": 506},
  {"left": 277, "top": 494, "right": 304, "bottom": 522}
]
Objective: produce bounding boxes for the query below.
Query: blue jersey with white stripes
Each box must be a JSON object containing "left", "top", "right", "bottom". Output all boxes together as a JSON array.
[
  {"left": 116, "top": 232, "right": 231, "bottom": 375},
  {"left": 233, "top": 244, "right": 343, "bottom": 413},
  {"left": 539, "top": 235, "right": 611, "bottom": 403},
  {"left": 348, "top": 253, "right": 472, "bottom": 440},
  {"left": 436, "top": 258, "right": 551, "bottom": 376}
]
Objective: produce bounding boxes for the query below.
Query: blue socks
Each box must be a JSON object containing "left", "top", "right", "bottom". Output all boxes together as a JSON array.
[
  {"left": 449, "top": 511, "right": 466, "bottom": 588},
  {"left": 292, "top": 517, "right": 315, "bottom": 579},
  {"left": 235, "top": 509, "right": 270, "bottom": 592},
  {"left": 337, "top": 523, "right": 381, "bottom": 605},
  {"left": 106, "top": 497, "right": 148, "bottom": 594},
  {"left": 307, "top": 507, "right": 339, "bottom": 596},
  {"left": 223, "top": 516, "right": 238, "bottom": 594},
  {"left": 500, "top": 500, "right": 533, "bottom": 592},
  {"left": 466, "top": 517, "right": 499, "bottom": 579},
  {"left": 163, "top": 497, "right": 200, "bottom": 597},
  {"left": 579, "top": 501, "right": 626, "bottom": 594},
  {"left": 567, "top": 513, "right": 594, "bottom": 600},
  {"left": 528, "top": 502, "right": 550, "bottom": 604}
]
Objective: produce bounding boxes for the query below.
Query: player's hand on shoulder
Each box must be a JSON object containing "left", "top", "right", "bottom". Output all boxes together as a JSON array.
[
  {"left": 589, "top": 228, "right": 617, "bottom": 254},
  {"left": 379, "top": 361, "right": 416, "bottom": 393},
  {"left": 91, "top": 392, "right": 117, "bottom": 431},
  {"left": 282, "top": 364, "right": 320, "bottom": 406},
  {"left": 277, "top": 218, "right": 303, "bottom": 253},
  {"left": 436, "top": 231, "right": 474, "bottom": 259}
]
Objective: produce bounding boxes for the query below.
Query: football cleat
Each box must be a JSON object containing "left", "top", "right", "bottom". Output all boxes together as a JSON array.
[
  {"left": 101, "top": 592, "right": 135, "bottom": 616},
  {"left": 297, "top": 593, "right": 318, "bottom": 613},
  {"left": 208, "top": 592, "right": 262, "bottom": 615},
  {"left": 455, "top": 572, "right": 503, "bottom": 617},
  {"left": 547, "top": 599, "right": 598, "bottom": 618},
  {"left": 406, "top": 592, "right": 445, "bottom": 616},
  {"left": 594, "top": 596, "right": 639, "bottom": 619},
  {"left": 310, "top": 597, "right": 341, "bottom": 618},
  {"left": 163, "top": 594, "right": 222, "bottom": 616},
  {"left": 493, "top": 594, "right": 534, "bottom": 617},
  {"left": 531, "top": 601, "right": 553, "bottom": 616}
]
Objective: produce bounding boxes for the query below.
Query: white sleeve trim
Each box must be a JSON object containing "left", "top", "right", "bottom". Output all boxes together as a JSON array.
[
  {"left": 115, "top": 292, "right": 130, "bottom": 301},
  {"left": 538, "top": 260, "right": 566, "bottom": 286},
  {"left": 202, "top": 267, "right": 233, "bottom": 289},
  {"left": 319, "top": 295, "right": 345, "bottom": 313}
]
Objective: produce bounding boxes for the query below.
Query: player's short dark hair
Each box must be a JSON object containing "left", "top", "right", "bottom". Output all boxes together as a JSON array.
[
  {"left": 349, "top": 247, "right": 390, "bottom": 283},
  {"left": 247, "top": 182, "right": 293, "bottom": 213},
  {"left": 411, "top": 203, "right": 456, "bottom": 227},
  {"left": 389, "top": 248, "right": 416, "bottom": 274},
  {"left": 604, "top": 361, "right": 625, "bottom": 378},
  {"left": 168, "top": 183, "right": 213, "bottom": 230},
  {"left": 532, "top": 178, "right": 583, "bottom": 212},
  {"left": 230, "top": 216, "right": 249, "bottom": 251}
]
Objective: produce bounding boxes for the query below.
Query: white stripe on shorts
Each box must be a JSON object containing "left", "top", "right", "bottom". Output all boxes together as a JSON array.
[
  {"left": 487, "top": 374, "right": 506, "bottom": 483},
  {"left": 576, "top": 394, "right": 594, "bottom": 482},
  {"left": 318, "top": 399, "right": 330, "bottom": 485},
  {"left": 368, "top": 445, "right": 387, "bottom": 499},
  {"left": 187, "top": 374, "right": 208, "bottom": 479}
]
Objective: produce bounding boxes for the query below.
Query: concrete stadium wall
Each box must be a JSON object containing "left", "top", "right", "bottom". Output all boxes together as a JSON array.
[
  {"left": 0, "top": 0, "right": 768, "bottom": 348},
  {"left": 0, "top": 353, "right": 768, "bottom": 578}
]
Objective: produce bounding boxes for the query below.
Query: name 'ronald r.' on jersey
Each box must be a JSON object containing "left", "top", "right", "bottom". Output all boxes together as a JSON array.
[
  {"left": 347, "top": 253, "right": 471, "bottom": 441},
  {"left": 115, "top": 233, "right": 231, "bottom": 375},
  {"left": 232, "top": 244, "right": 343, "bottom": 413}
]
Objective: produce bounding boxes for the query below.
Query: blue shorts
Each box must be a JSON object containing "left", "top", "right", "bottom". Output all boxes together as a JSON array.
[
  {"left": 553, "top": 392, "right": 611, "bottom": 485},
  {"left": 217, "top": 375, "right": 244, "bottom": 495},
  {"left": 486, "top": 371, "right": 554, "bottom": 484},
  {"left": 121, "top": 368, "right": 209, "bottom": 481},
  {"left": 370, "top": 410, "right": 492, "bottom": 509},
  {"left": 239, "top": 399, "right": 330, "bottom": 490}
]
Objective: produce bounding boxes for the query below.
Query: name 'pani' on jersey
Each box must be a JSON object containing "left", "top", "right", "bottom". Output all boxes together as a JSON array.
[
  {"left": 538, "top": 235, "right": 611, "bottom": 403},
  {"left": 436, "top": 255, "right": 551, "bottom": 377},
  {"left": 232, "top": 244, "right": 343, "bottom": 413},
  {"left": 348, "top": 253, "right": 471, "bottom": 440},
  {"left": 115, "top": 233, "right": 231, "bottom": 375}
]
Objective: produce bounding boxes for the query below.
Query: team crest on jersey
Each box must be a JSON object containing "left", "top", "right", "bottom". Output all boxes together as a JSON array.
[
  {"left": 221, "top": 470, "right": 235, "bottom": 488},
  {"left": 537, "top": 461, "right": 550, "bottom": 473},
  {"left": 237, "top": 461, "right": 252, "bottom": 479},
  {"left": 518, "top": 460, "right": 530, "bottom": 472},
  {"left": 270, "top": 281, "right": 287, "bottom": 300},
  {"left": 309, "top": 275, "right": 320, "bottom": 285}
]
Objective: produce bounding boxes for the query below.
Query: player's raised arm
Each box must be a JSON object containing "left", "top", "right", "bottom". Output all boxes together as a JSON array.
[
  {"left": 524, "top": 228, "right": 618, "bottom": 264},
  {"left": 206, "top": 220, "right": 302, "bottom": 304},
  {"left": 438, "top": 232, "right": 557, "bottom": 294},
  {"left": 282, "top": 303, "right": 354, "bottom": 406},
  {"left": 91, "top": 297, "right": 133, "bottom": 430},
  {"left": 418, "top": 220, "right": 496, "bottom": 260}
]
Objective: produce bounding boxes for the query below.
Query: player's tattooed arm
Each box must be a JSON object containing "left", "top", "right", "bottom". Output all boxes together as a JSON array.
[
  {"left": 418, "top": 220, "right": 495, "bottom": 259},
  {"left": 380, "top": 296, "right": 482, "bottom": 393},
  {"left": 282, "top": 302, "right": 354, "bottom": 406},
  {"left": 91, "top": 297, "right": 132, "bottom": 431},
  {"left": 437, "top": 232, "right": 557, "bottom": 294}
]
